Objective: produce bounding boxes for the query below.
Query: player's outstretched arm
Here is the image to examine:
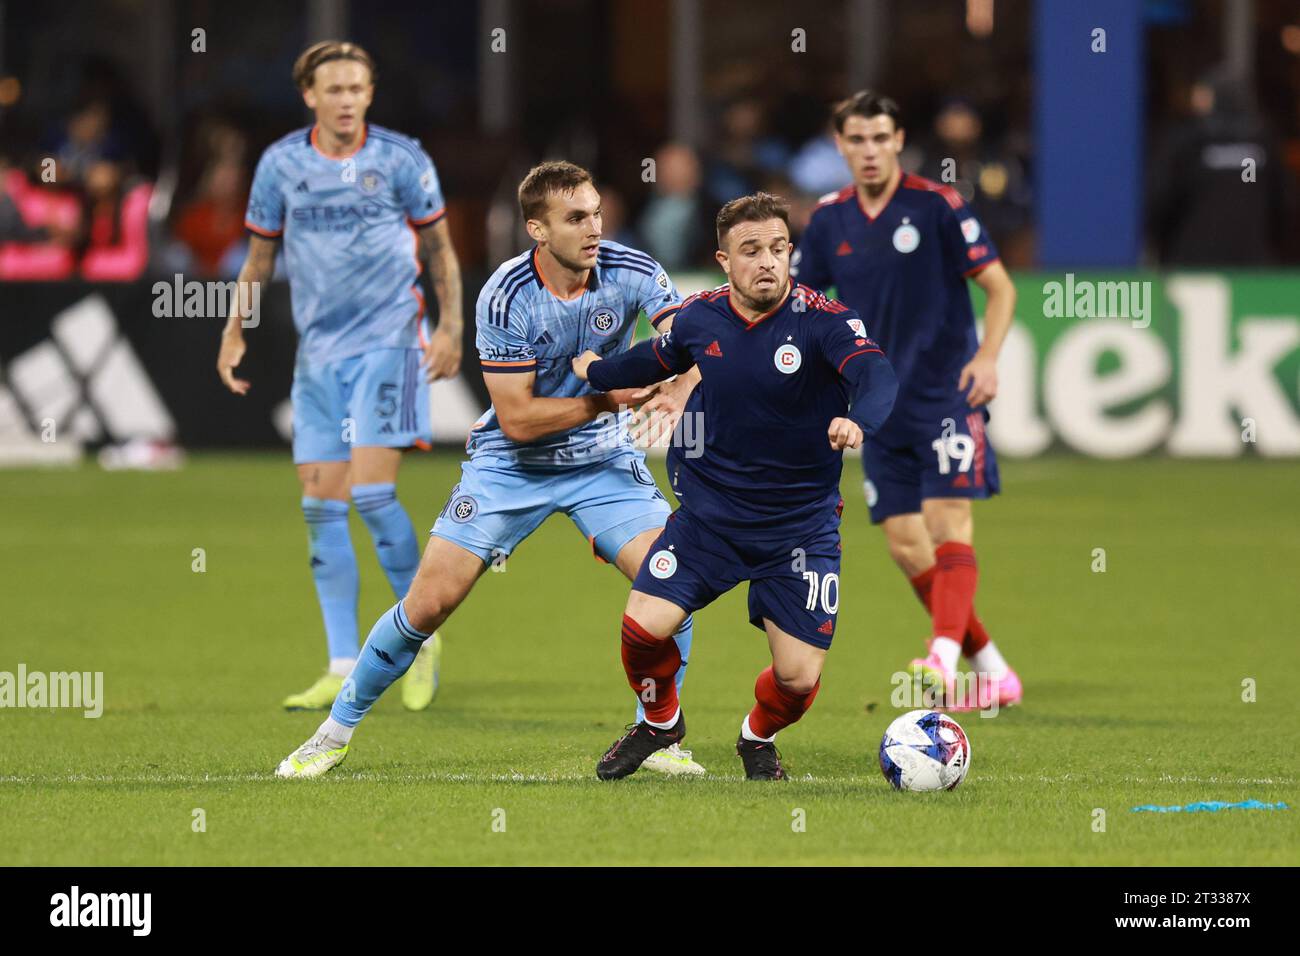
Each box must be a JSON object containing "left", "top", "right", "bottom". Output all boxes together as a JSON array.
[
  {"left": 486, "top": 369, "right": 653, "bottom": 444},
  {"left": 574, "top": 332, "right": 689, "bottom": 392},
  {"left": 840, "top": 349, "right": 899, "bottom": 442},
  {"left": 417, "top": 218, "right": 464, "bottom": 382},
  {"left": 217, "top": 235, "right": 279, "bottom": 395}
]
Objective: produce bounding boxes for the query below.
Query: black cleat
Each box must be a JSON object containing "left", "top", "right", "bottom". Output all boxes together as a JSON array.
[
  {"left": 596, "top": 713, "right": 686, "bottom": 780},
  {"left": 736, "top": 735, "right": 786, "bottom": 780}
]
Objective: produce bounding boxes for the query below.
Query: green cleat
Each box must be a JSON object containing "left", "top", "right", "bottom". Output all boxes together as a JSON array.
[
  {"left": 641, "top": 743, "right": 707, "bottom": 777},
  {"left": 275, "top": 732, "right": 348, "bottom": 779},
  {"left": 281, "top": 672, "right": 345, "bottom": 711},
  {"left": 400, "top": 631, "right": 442, "bottom": 712}
]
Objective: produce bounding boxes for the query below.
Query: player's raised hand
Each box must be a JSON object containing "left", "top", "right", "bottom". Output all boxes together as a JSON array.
[
  {"left": 958, "top": 351, "right": 998, "bottom": 407},
  {"left": 422, "top": 326, "right": 462, "bottom": 382},
  {"left": 571, "top": 350, "right": 602, "bottom": 381},
  {"left": 217, "top": 328, "right": 251, "bottom": 395},
  {"left": 827, "top": 416, "right": 863, "bottom": 450}
]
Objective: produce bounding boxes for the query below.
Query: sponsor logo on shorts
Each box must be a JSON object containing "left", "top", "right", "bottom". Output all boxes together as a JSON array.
[
  {"left": 450, "top": 495, "right": 478, "bottom": 523},
  {"left": 774, "top": 344, "right": 802, "bottom": 374},
  {"left": 649, "top": 549, "right": 677, "bottom": 579},
  {"left": 588, "top": 308, "right": 618, "bottom": 336},
  {"left": 893, "top": 219, "right": 920, "bottom": 253}
]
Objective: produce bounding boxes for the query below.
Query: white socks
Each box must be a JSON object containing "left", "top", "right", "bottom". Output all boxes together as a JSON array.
[
  {"left": 644, "top": 707, "right": 680, "bottom": 730},
  {"left": 930, "top": 636, "right": 962, "bottom": 672},
  {"left": 970, "top": 642, "right": 1009, "bottom": 680},
  {"left": 318, "top": 716, "right": 355, "bottom": 746},
  {"left": 740, "top": 715, "right": 775, "bottom": 743}
]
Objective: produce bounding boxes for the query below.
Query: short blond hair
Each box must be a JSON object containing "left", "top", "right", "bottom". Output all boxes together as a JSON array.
[{"left": 293, "top": 41, "right": 375, "bottom": 91}]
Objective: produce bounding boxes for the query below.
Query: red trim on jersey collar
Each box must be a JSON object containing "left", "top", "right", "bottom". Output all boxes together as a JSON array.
[
  {"left": 855, "top": 169, "right": 903, "bottom": 222},
  {"left": 728, "top": 280, "right": 792, "bottom": 328},
  {"left": 310, "top": 123, "right": 368, "bottom": 160}
]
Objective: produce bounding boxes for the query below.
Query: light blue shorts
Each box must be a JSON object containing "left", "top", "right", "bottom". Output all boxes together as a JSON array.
[
  {"left": 431, "top": 448, "right": 672, "bottom": 565},
  {"left": 291, "top": 348, "right": 431, "bottom": 464}
]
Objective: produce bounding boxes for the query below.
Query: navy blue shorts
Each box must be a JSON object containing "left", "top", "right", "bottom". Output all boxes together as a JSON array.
[
  {"left": 632, "top": 508, "right": 844, "bottom": 649},
  {"left": 862, "top": 408, "right": 1000, "bottom": 523}
]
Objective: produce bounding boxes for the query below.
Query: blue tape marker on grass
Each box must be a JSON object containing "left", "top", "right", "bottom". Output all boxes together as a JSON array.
[{"left": 1131, "top": 799, "right": 1289, "bottom": 813}]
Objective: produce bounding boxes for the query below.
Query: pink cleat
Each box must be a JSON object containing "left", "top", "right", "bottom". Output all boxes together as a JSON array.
[
  {"left": 961, "top": 667, "right": 1024, "bottom": 711},
  {"left": 907, "top": 652, "right": 956, "bottom": 709},
  {"left": 989, "top": 667, "right": 1023, "bottom": 707}
]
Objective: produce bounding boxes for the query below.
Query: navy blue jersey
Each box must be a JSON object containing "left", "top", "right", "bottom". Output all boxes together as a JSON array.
[
  {"left": 792, "top": 174, "right": 998, "bottom": 443},
  {"left": 588, "top": 281, "right": 896, "bottom": 541}
]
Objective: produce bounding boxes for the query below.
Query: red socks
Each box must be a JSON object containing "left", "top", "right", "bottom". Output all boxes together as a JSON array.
[
  {"left": 930, "top": 542, "right": 978, "bottom": 643},
  {"left": 910, "top": 545, "right": 989, "bottom": 654},
  {"left": 747, "top": 666, "right": 820, "bottom": 739},
  {"left": 620, "top": 614, "right": 681, "bottom": 724}
]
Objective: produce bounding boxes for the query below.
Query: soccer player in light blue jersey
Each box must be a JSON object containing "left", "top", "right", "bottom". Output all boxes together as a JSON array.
[
  {"left": 217, "top": 42, "right": 463, "bottom": 713},
  {"left": 276, "top": 161, "right": 706, "bottom": 778}
]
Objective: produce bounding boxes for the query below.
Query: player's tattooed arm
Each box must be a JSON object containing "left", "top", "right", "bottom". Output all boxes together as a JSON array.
[
  {"left": 217, "top": 234, "right": 279, "bottom": 395},
  {"left": 960, "top": 260, "right": 1016, "bottom": 406},
  {"left": 417, "top": 218, "right": 464, "bottom": 382},
  {"left": 486, "top": 369, "right": 653, "bottom": 443}
]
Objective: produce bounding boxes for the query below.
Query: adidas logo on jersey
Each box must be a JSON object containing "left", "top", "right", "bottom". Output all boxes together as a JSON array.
[
  {"left": 705, "top": 340, "right": 723, "bottom": 358},
  {"left": 532, "top": 330, "right": 553, "bottom": 346},
  {"left": 296, "top": 180, "right": 309, "bottom": 193},
  {"left": 836, "top": 240, "right": 853, "bottom": 256}
]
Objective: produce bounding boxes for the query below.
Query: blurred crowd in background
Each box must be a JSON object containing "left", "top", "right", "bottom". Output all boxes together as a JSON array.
[{"left": 2, "top": 0, "right": 1299, "bottom": 283}]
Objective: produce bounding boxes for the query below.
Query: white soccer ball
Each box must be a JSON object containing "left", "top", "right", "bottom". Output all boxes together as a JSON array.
[{"left": 878, "top": 709, "right": 972, "bottom": 791}]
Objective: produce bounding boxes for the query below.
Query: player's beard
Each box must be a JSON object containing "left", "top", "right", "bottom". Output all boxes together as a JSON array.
[{"left": 737, "top": 273, "right": 786, "bottom": 313}]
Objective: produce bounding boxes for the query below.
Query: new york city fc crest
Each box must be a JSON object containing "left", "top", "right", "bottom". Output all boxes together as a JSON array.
[
  {"left": 588, "top": 308, "right": 619, "bottom": 336},
  {"left": 359, "top": 170, "right": 385, "bottom": 195}
]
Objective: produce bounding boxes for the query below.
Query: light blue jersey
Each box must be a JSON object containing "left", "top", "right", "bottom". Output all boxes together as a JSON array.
[
  {"left": 244, "top": 123, "right": 446, "bottom": 366},
  {"left": 470, "top": 241, "right": 682, "bottom": 467}
]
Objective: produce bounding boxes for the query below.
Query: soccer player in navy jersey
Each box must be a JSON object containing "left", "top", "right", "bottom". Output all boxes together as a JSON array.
[
  {"left": 216, "top": 42, "right": 463, "bottom": 713},
  {"left": 792, "top": 91, "right": 1022, "bottom": 710},
  {"left": 573, "top": 193, "right": 898, "bottom": 780}
]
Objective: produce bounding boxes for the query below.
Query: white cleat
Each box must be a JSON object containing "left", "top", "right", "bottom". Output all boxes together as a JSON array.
[
  {"left": 275, "top": 732, "right": 349, "bottom": 779},
  {"left": 641, "top": 742, "right": 707, "bottom": 777}
]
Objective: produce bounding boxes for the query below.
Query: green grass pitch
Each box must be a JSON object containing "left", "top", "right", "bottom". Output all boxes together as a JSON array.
[{"left": 0, "top": 452, "right": 1296, "bottom": 865}]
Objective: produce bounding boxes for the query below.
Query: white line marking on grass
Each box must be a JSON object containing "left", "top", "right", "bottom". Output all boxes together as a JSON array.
[{"left": 0, "top": 771, "right": 1293, "bottom": 786}]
